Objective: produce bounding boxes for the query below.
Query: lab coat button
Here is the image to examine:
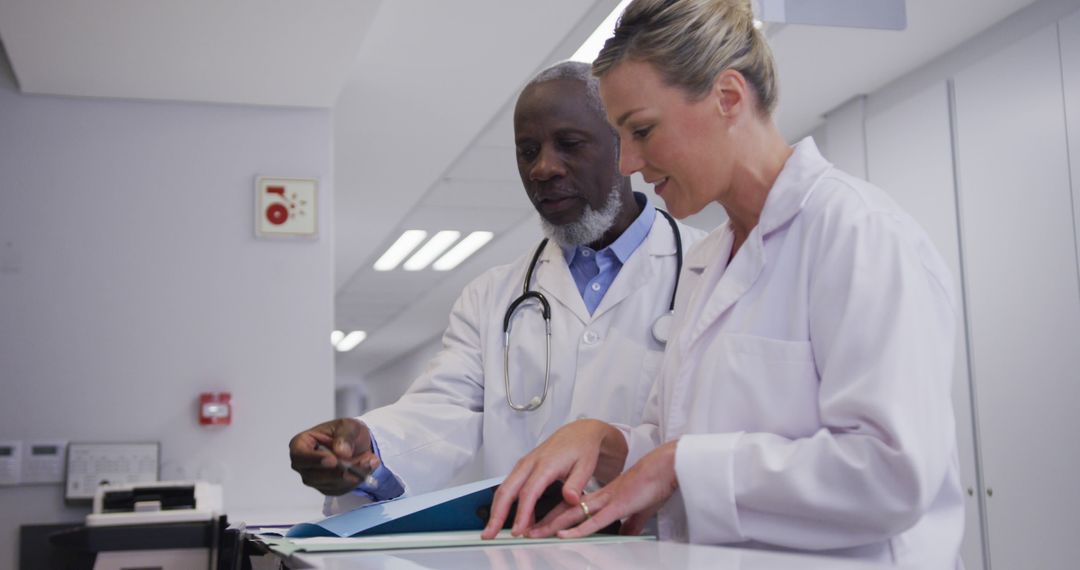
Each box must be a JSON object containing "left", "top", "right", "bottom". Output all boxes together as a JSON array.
[
  {"left": 583, "top": 331, "right": 600, "bottom": 344},
  {"left": 577, "top": 413, "right": 588, "bottom": 420}
]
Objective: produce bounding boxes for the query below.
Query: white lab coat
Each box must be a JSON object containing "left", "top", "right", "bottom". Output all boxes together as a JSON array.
[
  {"left": 621, "top": 139, "right": 964, "bottom": 567},
  {"left": 327, "top": 213, "right": 704, "bottom": 513}
]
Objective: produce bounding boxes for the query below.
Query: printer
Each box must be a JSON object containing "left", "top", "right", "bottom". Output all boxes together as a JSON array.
[
  {"left": 47, "top": 481, "right": 231, "bottom": 570},
  {"left": 88, "top": 480, "right": 223, "bottom": 526}
]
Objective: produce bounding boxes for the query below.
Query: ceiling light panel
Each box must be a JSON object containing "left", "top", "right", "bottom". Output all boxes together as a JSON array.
[
  {"left": 335, "top": 331, "right": 367, "bottom": 352},
  {"left": 433, "top": 231, "right": 494, "bottom": 271},
  {"left": 403, "top": 231, "right": 461, "bottom": 271},
  {"left": 373, "top": 230, "right": 428, "bottom": 271}
]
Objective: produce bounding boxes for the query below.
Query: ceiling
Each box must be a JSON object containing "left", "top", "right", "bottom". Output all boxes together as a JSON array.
[{"left": 0, "top": 0, "right": 1040, "bottom": 381}]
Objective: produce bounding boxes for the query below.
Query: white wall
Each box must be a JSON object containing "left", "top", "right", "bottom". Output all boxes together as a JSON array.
[
  {"left": 0, "top": 51, "right": 334, "bottom": 567},
  {"left": 816, "top": 1, "right": 1080, "bottom": 567},
  {"left": 357, "top": 335, "right": 443, "bottom": 410}
]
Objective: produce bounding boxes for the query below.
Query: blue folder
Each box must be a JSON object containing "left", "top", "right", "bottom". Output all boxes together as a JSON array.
[{"left": 287, "top": 476, "right": 504, "bottom": 538}]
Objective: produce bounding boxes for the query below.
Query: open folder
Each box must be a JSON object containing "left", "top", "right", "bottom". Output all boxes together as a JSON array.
[
  {"left": 265, "top": 476, "right": 652, "bottom": 554},
  {"left": 287, "top": 476, "right": 506, "bottom": 538}
]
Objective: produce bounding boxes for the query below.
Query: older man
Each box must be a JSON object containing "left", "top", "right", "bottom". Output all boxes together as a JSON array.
[{"left": 289, "top": 61, "right": 704, "bottom": 512}]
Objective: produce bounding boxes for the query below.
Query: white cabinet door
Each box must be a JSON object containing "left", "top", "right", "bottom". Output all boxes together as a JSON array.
[
  {"left": 865, "top": 81, "right": 985, "bottom": 570},
  {"left": 953, "top": 23, "right": 1080, "bottom": 570},
  {"left": 1061, "top": 10, "right": 1080, "bottom": 272}
]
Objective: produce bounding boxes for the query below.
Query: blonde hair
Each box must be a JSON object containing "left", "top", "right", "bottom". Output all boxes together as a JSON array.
[{"left": 593, "top": 0, "right": 778, "bottom": 115}]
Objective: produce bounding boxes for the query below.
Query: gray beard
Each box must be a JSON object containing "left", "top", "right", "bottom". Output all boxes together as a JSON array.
[{"left": 539, "top": 187, "right": 623, "bottom": 248}]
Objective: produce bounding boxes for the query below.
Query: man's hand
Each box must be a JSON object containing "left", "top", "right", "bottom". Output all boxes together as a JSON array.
[{"left": 289, "top": 418, "right": 380, "bottom": 496}]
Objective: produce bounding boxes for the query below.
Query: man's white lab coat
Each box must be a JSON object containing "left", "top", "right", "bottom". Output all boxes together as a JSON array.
[{"left": 327, "top": 213, "right": 704, "bottom": 513}]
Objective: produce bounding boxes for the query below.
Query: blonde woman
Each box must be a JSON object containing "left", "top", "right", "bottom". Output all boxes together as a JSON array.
[{"left": 483, "top": 0, "right": 964, "bottom": 566}]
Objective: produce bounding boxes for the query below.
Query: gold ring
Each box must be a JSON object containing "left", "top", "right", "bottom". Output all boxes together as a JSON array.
[{"left": 580, "top": 501, "right": 591, "bottom": 519}]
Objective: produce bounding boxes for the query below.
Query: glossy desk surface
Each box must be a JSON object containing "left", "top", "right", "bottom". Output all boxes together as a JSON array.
[{"left": 283, "top": 539, "right": 906, "bottom": 570}]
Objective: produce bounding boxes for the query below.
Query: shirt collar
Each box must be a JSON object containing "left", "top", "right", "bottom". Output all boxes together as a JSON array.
[{"left": 560, "top": 192, "right": 656, "bottom": 264}]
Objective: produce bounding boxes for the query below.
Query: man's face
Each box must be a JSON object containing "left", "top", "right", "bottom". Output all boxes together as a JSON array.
[{"left": 514, "top": 79, "right": 620, "bottom": 227}]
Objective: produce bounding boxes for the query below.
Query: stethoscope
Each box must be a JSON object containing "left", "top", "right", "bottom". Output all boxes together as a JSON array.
[{"left": 502, "top": 209, "right": 684, "bottom": 412}]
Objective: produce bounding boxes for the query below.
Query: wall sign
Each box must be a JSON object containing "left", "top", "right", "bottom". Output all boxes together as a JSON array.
[{"left": 256, "top": 177, "right": 318, "bottom": 238}]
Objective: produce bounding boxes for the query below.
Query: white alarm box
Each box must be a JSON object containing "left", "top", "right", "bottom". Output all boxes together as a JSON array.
[{"left": 86, "top": 481, "right": 223, "bottom": 527}]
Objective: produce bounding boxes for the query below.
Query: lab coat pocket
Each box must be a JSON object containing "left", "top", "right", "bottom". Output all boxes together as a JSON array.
[
  {"left": 704, "top": 333, "right": 819, "bottom": 437},
  {"left": 632, "top": 350, "right": 664, "bottom": 423}
]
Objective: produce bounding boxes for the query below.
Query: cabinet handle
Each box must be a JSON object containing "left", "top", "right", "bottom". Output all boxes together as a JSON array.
[{"left": 986, "top": 488, "right": 994, "bottom": 497}]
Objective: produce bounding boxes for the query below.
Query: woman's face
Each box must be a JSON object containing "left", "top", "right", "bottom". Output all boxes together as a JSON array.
[{"left": 599, "top": 59, "right": 733, "bottom": 219}]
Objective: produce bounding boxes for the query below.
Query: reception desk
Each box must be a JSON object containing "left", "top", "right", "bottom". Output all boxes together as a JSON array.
[{"left": 267, "top": 538, "right": 908, "bottom": 570}]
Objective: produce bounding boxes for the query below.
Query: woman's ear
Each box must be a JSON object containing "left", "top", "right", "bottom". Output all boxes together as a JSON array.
[{"left": 712, "top": 69, "right": 748, "bottom": 117}]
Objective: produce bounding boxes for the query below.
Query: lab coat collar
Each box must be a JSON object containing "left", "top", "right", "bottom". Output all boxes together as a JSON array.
[
  {"left": 536, "top": 211, "right": 676, "bottom": 324},
  {"left": 679, "top": 137, "right": 831, "bottom": 348},
  {"left": 684, "top": 137, "right": 830, "bottom": 272},
  {"left": 590, "top": 212, "right": 676, "bottom": 321}
]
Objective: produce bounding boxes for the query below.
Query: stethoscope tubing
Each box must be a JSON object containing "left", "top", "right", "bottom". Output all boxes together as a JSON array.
[{"left": 503, "top": 209, "right": 682, "bottom": 412}]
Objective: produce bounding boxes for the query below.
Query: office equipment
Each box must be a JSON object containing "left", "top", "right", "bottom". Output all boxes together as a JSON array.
[
  {"left": 66, "top": 442, "right": 159, "bottom": 501},
  {"left": 47, "top": 516, "right": 233, "bottom": 570},
  {"left": 503, "top": 209, "right": 684, "bottom": 411},
  {"left": 86, "top": 481, "right": 223, "bottom": 527}
]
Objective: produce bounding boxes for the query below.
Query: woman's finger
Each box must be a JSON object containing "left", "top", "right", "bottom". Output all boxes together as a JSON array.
[
  {"left": 527, "top": 501, "right": 577, "bottom": 538},
  {"left": 482, "top": 459, "right": 535, "bottom": 539},
  {"left": 556, "top": 493, "right": 625, "bottom": 539},
  {"left": 529, "top": 495, "right": 599, "bottom": 538},
  {"left": 559, "top": 454, "right": 598, "bottom": 506},
  {"left": 510, "top": 464, "right": 563, "bottom": 536}
]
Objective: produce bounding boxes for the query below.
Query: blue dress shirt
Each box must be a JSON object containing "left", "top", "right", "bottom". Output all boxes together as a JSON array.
[{"left": 562, "top": 193, "right": 655, "bottom": 314}]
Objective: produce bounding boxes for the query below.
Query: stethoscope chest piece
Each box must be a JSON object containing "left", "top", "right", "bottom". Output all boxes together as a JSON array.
[{"left": 652, "top": 311, "right": 674, "bottom": 345}]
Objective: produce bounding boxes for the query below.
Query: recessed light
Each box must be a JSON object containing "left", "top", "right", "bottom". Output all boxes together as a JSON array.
[
  {"left": 403, "top": 231, "right": 461, "bottom": 271},
  {"left": 433, "top": 231, "right": 494, "bottom": 271},
  {"left": 374, "top": 230, "right": 428, "bottom": 271},
  {"left": 335, "top": 330, "right": 367, "bottom": 352}
]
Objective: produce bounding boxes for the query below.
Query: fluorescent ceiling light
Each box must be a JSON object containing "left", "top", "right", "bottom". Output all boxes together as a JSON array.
[
  {"left": 403, "top": 231, "right": 461, "bottom": 271},
  {"left": 374, "top": 230, "right": 428, "bottom": 271},
  {"left": 433, "top": 231, "right": 494, "bottom": 271},
  {"left": 330, "top": 330, "right": 344, "bottom": 346},
  {"left": 335, "top": 330, "right": 367, "bottom": 352},
  {"left": 570, "top": 0, "right": 632, "bottom": 63}
]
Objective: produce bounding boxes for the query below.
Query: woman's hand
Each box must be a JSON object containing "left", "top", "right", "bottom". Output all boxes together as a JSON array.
[
  {"left": 533, "top": 439, "right": 680, "bottom": 539},
  {"left": 480, "top": 419, "right": 627, "bottom": 539}
]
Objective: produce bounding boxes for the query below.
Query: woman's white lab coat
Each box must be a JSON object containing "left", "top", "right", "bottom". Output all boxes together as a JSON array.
[
  {"left": 621, "top": 139, "right": 964, "bottom": 567},
  {"left": 328, "top": 214, "right": 704, "bottom": 512}
]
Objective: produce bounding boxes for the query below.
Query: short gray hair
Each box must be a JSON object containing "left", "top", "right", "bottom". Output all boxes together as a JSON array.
[
  {"left": 593, "top": 0, "right": 778, "bottom": 115},
  {"left": 524, "top": 61, "right": 607, "bottom": 127}
]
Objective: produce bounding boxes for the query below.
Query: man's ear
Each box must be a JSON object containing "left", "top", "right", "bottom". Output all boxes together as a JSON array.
[{"left": 711, "top": 69, "right": 748, "bottom": 118}]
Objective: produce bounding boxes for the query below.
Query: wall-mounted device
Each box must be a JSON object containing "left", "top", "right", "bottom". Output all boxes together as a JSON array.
[{"left": 65, "top": 442, "right": 159, "bottom": 502}]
